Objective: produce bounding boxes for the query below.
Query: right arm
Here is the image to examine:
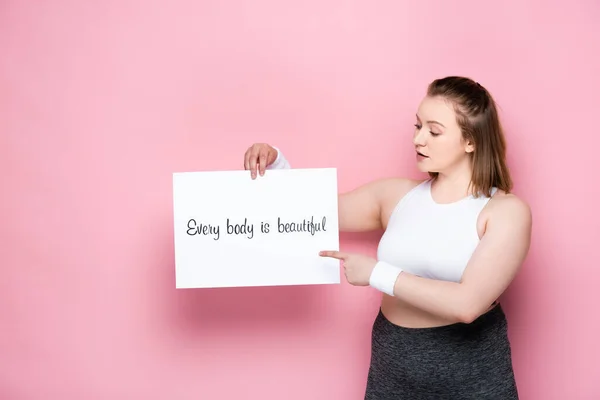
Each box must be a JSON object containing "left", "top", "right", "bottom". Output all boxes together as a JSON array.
[{"left": 243, "top": 143, "right": 406, "bottom": 233}]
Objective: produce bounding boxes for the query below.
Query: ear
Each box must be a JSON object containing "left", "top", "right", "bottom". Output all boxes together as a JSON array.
[{"left": 464, "top": 139, "right": 475, "bottom": 154}]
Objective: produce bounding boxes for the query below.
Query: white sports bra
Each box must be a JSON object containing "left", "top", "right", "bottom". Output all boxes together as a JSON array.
[{"left": 377, "top": 179, "right": 497, "bottom": 283}]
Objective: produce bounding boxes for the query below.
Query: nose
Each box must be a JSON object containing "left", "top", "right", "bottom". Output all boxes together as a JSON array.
[{"left": 413, "top": 127, "right": 427, "bottom": 146}]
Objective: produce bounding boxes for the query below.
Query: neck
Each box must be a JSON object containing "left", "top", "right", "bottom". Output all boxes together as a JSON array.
[{"left": 431, "top": 159, "right": 473, "bottom": 201}]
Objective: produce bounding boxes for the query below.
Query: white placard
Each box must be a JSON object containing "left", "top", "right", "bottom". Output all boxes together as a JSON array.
[{"left": 172, "top": 168, "right": 340, "bottom": 289}]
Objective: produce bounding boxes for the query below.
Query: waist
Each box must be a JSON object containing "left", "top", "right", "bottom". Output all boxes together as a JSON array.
[{"left": 380, "top": 295, "right": 501, "bottom": 330}]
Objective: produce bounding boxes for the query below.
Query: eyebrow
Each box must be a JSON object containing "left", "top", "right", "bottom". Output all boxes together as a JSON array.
[{"left": 416, "top": 114, "right": 446, "bottom": 128}]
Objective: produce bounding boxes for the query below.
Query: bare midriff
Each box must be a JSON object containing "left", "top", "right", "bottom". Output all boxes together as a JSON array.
[{"left": 379, "top": 295, "right": 459, "bottom": 328}]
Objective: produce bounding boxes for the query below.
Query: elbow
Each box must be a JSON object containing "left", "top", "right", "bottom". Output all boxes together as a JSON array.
[
  {"left": 454, "top": 298, "right": 483, "bottom": 324},
  {"left": 456, "top": 309, "right": 479, "bottom": 324}
]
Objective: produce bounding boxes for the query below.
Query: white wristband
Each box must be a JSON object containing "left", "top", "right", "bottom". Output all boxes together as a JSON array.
[
  {"left": 369, "top": 261, "right": 402, "bottom": 296},
  {"left": 267, "top": 146, "right": 291, "bottom": 170}
]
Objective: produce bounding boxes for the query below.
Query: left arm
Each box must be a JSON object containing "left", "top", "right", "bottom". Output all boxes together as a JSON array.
[{"left": 389, "top": 196, "right": 532, "bottom": 323}]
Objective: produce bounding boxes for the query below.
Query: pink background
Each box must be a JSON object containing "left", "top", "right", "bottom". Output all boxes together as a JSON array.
[{"left": 1, "top": 1, "right": 599, "bottom": 399}]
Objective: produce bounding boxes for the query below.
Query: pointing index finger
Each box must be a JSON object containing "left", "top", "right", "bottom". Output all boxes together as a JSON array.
[{"left": 319, "top": 250, "right": 345, "bottom": 260}]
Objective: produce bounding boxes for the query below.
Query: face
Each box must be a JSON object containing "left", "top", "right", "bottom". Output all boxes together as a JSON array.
[{"left": 413, "top": 95, "right": 474, "bottom": 174}]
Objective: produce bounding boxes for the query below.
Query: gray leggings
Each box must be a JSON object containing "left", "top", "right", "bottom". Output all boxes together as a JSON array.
[{"left": 364, "top": 304, "right": 519, "bottom": 399}]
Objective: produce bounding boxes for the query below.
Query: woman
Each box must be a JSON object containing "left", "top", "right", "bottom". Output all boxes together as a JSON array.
[{"left": 243, "top": 76, "right": 531, "bottom": 399}]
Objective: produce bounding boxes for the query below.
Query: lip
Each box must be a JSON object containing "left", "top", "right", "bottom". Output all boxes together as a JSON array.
[{"left": 416, "top": 150, "right": 429, "bottom": 158}]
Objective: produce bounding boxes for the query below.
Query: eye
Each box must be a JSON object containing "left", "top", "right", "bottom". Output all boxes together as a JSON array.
[
  {"left": 414, "top": 123, "right": 422, "bottom": 129},
  {"left": 430, "top": 131, "right": 441, "bottom": 137}
]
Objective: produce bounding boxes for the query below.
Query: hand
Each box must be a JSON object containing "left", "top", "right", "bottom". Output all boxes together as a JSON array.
[
  {"left": 319, "top": 250, "right": 377, "bottom": 286},
  {"left": 243, "top": 143, "right": 278, "bottom": 179}
]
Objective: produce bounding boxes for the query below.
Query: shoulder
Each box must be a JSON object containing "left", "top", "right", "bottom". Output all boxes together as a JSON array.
[
  {"left": 485, "top": 192, "right": 532, "bottom": 236},
  {"left": 489, "top": 192, "right": 531, "bottom": 220},
  {"left": 369, "top": 177, "right": 424, "bottom": 200},
  {"left": 348, "top": 176, "right": 426, "bottom": 212},
  {"left": 368, "top": 177, "right": 425, "bottom": 218}
]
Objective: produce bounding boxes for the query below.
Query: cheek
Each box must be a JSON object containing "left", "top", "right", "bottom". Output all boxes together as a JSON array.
[{"left": 432, "top": 139, "right": 464, "bottom": 162}]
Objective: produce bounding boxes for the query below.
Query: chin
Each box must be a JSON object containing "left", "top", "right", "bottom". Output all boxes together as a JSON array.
[{"left": 416, "top": 161, "right": 434, "bottom": 173}]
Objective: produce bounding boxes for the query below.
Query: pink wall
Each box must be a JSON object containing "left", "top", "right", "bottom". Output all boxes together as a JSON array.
[{"left": 1, "top": 1, "right": 599, "bottom": 399}]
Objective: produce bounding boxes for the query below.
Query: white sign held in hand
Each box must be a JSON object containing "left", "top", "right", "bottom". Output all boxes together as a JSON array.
[{"left": 172, "top": 168, "right": 340, "bottom": 289}]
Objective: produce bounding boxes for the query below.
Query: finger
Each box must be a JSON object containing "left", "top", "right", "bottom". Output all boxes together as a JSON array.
[
  {"left": 248, "top": 147, "right": 260, "bottom": 179},
  {"left": 319, "top": 250, "right": 346, "bottom": 260},
  {"left": 243, "top": 148, "right": 251, "bottom": 171},
  {"left": 258, "top": 153, "right": 267, "bottom": 176}
]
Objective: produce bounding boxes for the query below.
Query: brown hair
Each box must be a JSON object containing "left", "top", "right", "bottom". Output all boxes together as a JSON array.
[{"left": 426, "top": 76, "right": 513, "bottom": 197}]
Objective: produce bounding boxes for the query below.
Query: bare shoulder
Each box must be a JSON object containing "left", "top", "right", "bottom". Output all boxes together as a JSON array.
[
  {"left": 378, "top": 177, "right": 423, "bottom": 199},
  {"left": 486, "top": 191, "right": 532, "bottom": 234},
  {"left": 338, "top": 176, "right": 423, "bottom": 232},
  {"left": 351, "top": 176, "right": 421, "bottom": 196},
  {"left": 489, "top": 192, "right": 531, "bottom": 219},
  {"left": 373, "top": 177, "right": 424, "bottom": 226}
]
